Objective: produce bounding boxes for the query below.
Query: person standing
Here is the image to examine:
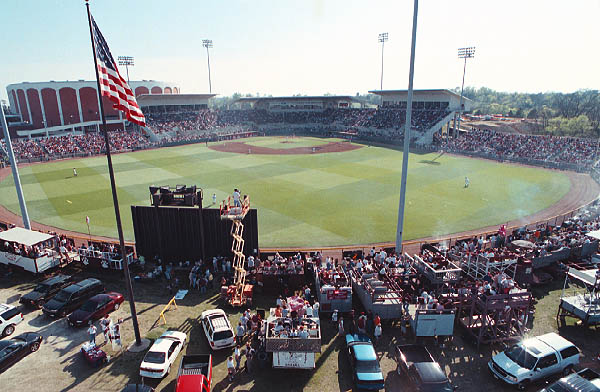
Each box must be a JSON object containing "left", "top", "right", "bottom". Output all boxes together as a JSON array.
[
  {"left": 212, "top": 193, "right": 217, "bottom": 205},
  {"left": 236, "top": 322, "right": 245, "bottom": 345},
  {"left": 464, "top": 176, "right": 470, "bottom": 188},
  {"left": 338, "top": 318, "right": 345, "bottom": 336},
  {"left": 73, "top": 168, "right": 78, "bottom": 177},
  {"left": 374, "top": 323, "right": 382, "bottom": 346},
  {"left": 332, "top": 309, "right": 338, "bottom": 326},
  {"left": 100, "top": 314, "right": 111, "bottom": 344},
  {"left": 233, "top": 189, "right": 241, "bottom": 207},
  {"left": 87, "top": 322, "right": 97, "bottom": 344},
  {"left": 244, "top": 342, "right": 255, "bottom": 374},
  {"left": 227, "top": 356, "right": 235, "bottom": 381},
  {"left": 234, "top": 345, "right": 242, "bottom": 371}
]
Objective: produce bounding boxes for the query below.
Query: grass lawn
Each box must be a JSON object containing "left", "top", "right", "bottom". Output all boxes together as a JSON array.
[{"left": 0, "top": 137, "right": 571, "bottom": 247}]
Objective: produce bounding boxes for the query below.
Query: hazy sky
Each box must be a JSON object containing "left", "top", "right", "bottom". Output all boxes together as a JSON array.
[{"left": 2, "top": 0, "right": 599, "bottom": 102}]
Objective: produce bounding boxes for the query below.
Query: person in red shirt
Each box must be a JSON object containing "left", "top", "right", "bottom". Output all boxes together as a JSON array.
[{"left": 374, "top": 314, "right": 381, "bottom": 327}]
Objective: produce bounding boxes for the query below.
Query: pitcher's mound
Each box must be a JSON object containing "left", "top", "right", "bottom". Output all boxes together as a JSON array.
[{"left": 210, "top": 140, "right": 363, "bottom": 155}]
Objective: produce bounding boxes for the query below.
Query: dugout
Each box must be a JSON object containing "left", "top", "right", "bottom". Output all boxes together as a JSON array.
[{"left": 131, "top": 205, "right": 258, "bottom": 263}]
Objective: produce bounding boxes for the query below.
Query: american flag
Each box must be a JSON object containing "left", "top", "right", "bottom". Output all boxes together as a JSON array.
[{"left": 91, "top": 16, "right": 146, "bottom": 127}]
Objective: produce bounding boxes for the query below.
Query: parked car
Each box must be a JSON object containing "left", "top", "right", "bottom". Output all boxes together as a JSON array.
[
  {"left": 67, "top": 292, "right": 124, "bottom": 327},
  {"left": 0, "top": 332, "right": 42, "bottom": 373},
  {"left": 175, "top": 354, "right": 212, "bottom": 392},
  {"left": 488, "top": 332, "right": 580, "bottom": 390},
  {"left": 20, "top": 274, "right": 73, "bottom": 308},
  {"left": 0, "top": 304, "right": 24, "bottom": 337},
  {"left": 140, "top": 330, "right": 186, "bottom": 379},
  {"left": 395, "top": 344, "right": 455, "bottom": 392},
  {"left": 540, "top": 368, "right": 600, "bottom": 392},
  {"left": 345, "top": 334, "right": 385, "bottom": 391},
  {"left": 200, "top": 309, "right": 235, "bottom": 350},
  {"left": 42, "top": 278, "right": 104, "bottom": 318}
]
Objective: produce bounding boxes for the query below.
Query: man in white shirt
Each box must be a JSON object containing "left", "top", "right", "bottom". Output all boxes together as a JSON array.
[{"left": 233, "top": 189, "right": 241, "bottom": 207}]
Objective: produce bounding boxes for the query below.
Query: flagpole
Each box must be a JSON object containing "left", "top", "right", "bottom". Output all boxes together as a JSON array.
[
  {"left": 0, "top": 105, "right": 31, "bottom": 230},
  {"left": 85, "top": 0, "right": 143, "bottom": 346}
]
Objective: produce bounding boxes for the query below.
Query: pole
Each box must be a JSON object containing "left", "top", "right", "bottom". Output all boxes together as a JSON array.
[
  {"left": 0, "top": 105, "right": 31, "bottom": 229},
  {"left": 206, "top": 46, "right": 212, "bottom": 94},
  {"left": 125, "top": 64, "right": 130, "bottom": 84},
  {"left": 457, "top": 56, "right": 467, "bottom": 135},
  {"left": 85, "top": 0, "right": 142, "bottom": 345},
  {"left": 395, "top": 0, "right": 419, "bottom": 253},
  {"left": 380, "top": 40, "right": 385, "bottom": 90}
]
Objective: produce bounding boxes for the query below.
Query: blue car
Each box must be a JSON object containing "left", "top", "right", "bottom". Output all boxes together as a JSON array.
[{"left": 345, "top": 334, "right": 385, "bottom": 390}]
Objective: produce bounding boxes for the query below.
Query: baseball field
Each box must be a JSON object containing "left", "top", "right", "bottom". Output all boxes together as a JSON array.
[{"left": 0, "top": 136, "right": 573, "bottom": 247}]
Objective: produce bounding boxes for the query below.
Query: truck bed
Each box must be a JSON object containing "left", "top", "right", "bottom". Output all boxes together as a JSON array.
[{"left": 179, "top": 355, "right": 210, "bottom": 376}]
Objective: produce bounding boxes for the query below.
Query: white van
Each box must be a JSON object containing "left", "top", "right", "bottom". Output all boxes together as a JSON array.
[{"left": 488, "top": 333, "right": 580, "bottom": 390}]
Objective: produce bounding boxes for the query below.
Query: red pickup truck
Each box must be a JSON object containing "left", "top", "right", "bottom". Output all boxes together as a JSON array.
[{"left": 175, "top": 354, "right": 212, "bottom": 392}]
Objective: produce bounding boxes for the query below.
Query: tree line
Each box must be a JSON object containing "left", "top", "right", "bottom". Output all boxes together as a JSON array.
[{"left": 458, "top": 87, "right": 600, "bottom": 138}]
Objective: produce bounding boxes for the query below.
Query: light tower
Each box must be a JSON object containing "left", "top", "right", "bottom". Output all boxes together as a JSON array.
[
  {"left": 202, "top": 39, "right": 213, "bottom": 94},
  {"left": 117, "top": 56, "right": 134, "bottom": 84},
  {"left": 456, "top": 46, "right": 475, "bottom": 135},
  {"left": 378, "top": 33, "right": 388, "bottom": 90}
]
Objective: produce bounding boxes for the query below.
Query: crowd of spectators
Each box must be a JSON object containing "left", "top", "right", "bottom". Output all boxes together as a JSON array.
[
  {"left": 445, "top": 128, "right": 599, "bottom": 168},
  {"left": 0, "top": 130, "right": 148, "bottom": 161}
]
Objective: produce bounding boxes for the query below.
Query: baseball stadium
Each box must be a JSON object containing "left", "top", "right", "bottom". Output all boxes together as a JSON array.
[{"left": 2, "top": 2, "right": 600, "bottom": 392}]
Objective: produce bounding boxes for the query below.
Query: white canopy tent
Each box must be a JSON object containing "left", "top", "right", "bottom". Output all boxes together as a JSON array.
[
  {"left": 585, "top": 230, "right": 600, "bottom": 241},
  {"left": 0, "top": 227, "right": 55, "bottom": 247}
]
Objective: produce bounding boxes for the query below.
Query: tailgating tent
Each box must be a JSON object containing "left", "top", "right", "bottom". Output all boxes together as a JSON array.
[
  {"left": 0, "top": 227, "right": 54, "bottom": 247},
  {"left": 586, "top": 230, "right": 600, "bottom": 241}
]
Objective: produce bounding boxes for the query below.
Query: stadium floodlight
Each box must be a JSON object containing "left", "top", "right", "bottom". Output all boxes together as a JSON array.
[
  {"left": 378, "top": 33, "right": 388, "bottom": 90},
  {"left": 202, "top": 39, "right": 213, "bottom": 94},
  {"left": 456, "top": 47, "right": 475, "bottom": 136},
  {"left": 118, "top": 56, "right": 134, "bottom": 84}
]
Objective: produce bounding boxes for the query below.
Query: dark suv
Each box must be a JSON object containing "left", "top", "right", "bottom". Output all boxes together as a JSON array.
[
  {"left": 20, "top": 274, "right": 73, "bottom": 308},
  {"left": 42, "top": 278, "right": 104, "bottom": 318}
]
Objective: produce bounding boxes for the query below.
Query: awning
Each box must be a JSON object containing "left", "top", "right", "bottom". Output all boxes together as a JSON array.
[
  {"left": 0, "top": 227, "right": 55, "bottom": 247},
  {"left": 586, "top": 230, "right": 600, "bottom": 241},
  {"left": 567, "top": 267, "right": 599, "bottom": 286}
]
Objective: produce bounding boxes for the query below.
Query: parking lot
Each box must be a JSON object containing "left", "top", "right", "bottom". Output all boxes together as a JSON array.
[{"left": 1, "top": 266, "right": 599, "bottom": 392}]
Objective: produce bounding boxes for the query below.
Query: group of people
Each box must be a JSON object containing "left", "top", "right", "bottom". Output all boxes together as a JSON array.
[
  {"left": 445, "top": 128, "right": 599, "bottom": 169},
  {"left": 1, "top": 130, "right": 148, "bottom": 161}
]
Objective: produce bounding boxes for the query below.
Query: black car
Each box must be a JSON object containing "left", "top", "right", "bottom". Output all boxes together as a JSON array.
[
  {"left": 20, "top": 274, "right": 73, "bottom": 308},
  {"left": 0, "top": 332, "right": 42, "bottom": 373},
  {"left": 42, "top": 278, "right": 104, "bottom": 318}
]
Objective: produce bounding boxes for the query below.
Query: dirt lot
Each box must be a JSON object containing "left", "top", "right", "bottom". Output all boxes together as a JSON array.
[{"left": 1, "top": 265, "right": 599, "bottom": 392}]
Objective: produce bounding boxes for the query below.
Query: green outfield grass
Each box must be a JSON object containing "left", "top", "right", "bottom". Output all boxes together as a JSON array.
[{"left": 0, "top": 136, "right": 571, "bottom": 247}]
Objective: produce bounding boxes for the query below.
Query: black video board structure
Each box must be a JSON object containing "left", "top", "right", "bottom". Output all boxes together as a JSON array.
[{"left": 131, "top": 205, "right": 259, "bottom": 263}]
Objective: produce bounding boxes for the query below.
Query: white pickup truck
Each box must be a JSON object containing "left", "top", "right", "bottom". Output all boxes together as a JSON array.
[{"left": 488, "top": 332, "right": 580, "bottom": 390}]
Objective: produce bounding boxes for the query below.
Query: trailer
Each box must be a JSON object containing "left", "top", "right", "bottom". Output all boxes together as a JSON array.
[
  {"left": 264, "top": 309, "right": 321, "bottom": 369},
  {"left": 558, "top": 268, "right": 600, "bottom": 327},
  {"left": 0, "top": 227, "right": 68, "bottom": 273},
  {"left": 407, "top": 306, "right": 456, "bottom": 338},
  {"left": 350, "top": 270, "right": 403, "bottom": 320},
  {"left": 314, "top": 267, "right": 352, "bottom": 313}
]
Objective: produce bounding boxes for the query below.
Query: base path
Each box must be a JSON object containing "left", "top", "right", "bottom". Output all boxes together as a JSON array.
[{"left": 209, "top": 140, "right": 362, "bottom": 154}]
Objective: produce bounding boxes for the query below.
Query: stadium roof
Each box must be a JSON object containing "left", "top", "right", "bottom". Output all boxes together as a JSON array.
[
  {"left": 137, "top": 94, "right": 216, "bottom": 106},
  {"left": 236, "top": 95, "right": 361, "bottom": 102},
  {"left": 369, "top": 89, "right": 472, "bottom": 101}
]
